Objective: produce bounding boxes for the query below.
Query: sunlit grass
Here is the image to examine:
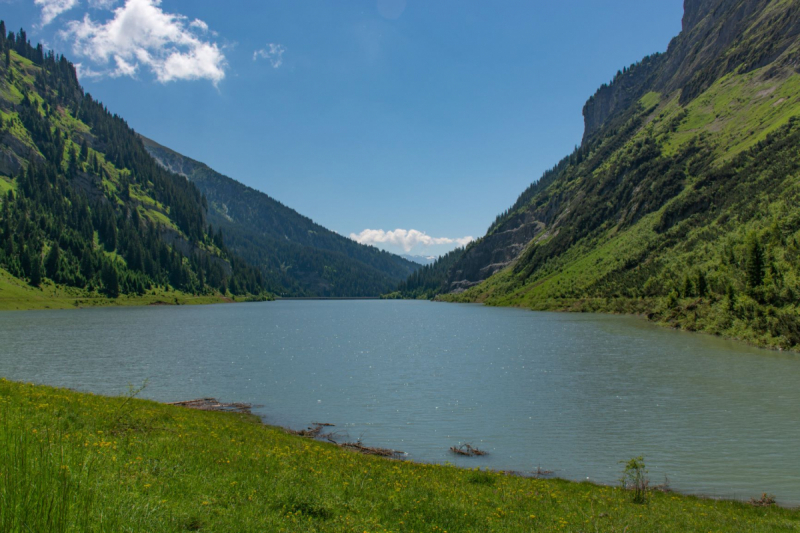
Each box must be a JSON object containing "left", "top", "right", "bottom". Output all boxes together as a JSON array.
[
  {"left": 0, "top": 267, "right": 230, "bottom": 311},
  {"left": 1, "top": 379, "right": 797, "bottom": 532}
]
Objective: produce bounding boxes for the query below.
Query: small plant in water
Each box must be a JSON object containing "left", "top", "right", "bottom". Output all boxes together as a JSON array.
[{"left": 620, "top": 456, "right": 649, "bottom": 504}]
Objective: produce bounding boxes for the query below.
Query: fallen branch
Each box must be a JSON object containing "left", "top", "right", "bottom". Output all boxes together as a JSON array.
[
  {"left": 340, "top": 441, "right": 403, "bottom": 457},
  {"left": 288, "top": 424, "right": 328, "bottom": 438},
  {"left": 449, "top": 444, "right": 488, "bottom": 457},
  {"left": 170, "top": 398, "right": 252, "bottom": 415}
]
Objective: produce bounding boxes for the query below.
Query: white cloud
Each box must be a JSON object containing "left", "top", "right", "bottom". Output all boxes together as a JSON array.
[
  {"left": 61, "top": 0, "right": 226, "bottom": 84},
  {"left": 253, "top": 43, "right": 286, "bottom": 68},
  {"left": 189, "top": 19, "right": 208, "bottom": 32},
  {"left": 350, "top": 229, "right": 474, "bottom": 253},
  {"left": 35, "top": 0, "right": 80, "bottom": 26}
]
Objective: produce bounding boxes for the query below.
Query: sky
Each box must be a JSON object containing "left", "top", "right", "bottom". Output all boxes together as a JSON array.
[{"left": 4, "top": 0, "right": 683, "bottom": 257}]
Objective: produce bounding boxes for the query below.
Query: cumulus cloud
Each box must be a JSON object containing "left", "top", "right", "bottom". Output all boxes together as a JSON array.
[
  {"left": 35, "top": 0, "right": 80, "bottom": 26},
  {"left": 350, "top": 229, "right": 474, "bottom": 253},
  {"left": 60, "top": 0, "right": 226, "bottom": 84},
  {"left": 253, "top": 43, "right": 286, "bottom": 68}
]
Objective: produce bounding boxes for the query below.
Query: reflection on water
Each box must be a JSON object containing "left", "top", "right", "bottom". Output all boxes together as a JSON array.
[{"left": 1, "top": 300, "right": 798, "bottom": 504}]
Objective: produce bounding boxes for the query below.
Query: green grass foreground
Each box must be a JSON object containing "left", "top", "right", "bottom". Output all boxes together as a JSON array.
[{"left": 1, "top": 380, "right": 798, "bottom": 532}]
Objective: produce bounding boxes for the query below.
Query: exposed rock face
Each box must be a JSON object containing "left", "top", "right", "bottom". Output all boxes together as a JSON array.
[
  {"left": 448, "top": 212, "right": 545, "bottom": 292},
  {"left": 582, "top": 0, "right": 799, "bottom": 142},
  {"left": 446, "top": 192, "right": 569, "bottom": 292},
  {"left": 446, "top": 0, "right": 800, "bottom": 293},
  {"left": 581, "top": 54, "right": 663, "bottom": 144}
]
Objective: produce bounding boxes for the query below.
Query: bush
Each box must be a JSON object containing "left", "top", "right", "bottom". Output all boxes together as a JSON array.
[{"left": 620, "top": 456, "right": 649, "bottom": 504}]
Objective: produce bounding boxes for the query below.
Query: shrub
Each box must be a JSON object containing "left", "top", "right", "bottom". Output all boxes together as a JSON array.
[{"left": 620, "top": 456, "right": 649, "bottom": 504}]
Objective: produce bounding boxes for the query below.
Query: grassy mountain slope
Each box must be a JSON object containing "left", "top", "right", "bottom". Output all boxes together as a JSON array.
[
  {"left": 439, "top": 0, "right": 800, "bottom": 350},
  {"left": 0, "top": 25, "right": 266, "bottom": 308},
  {"left": 141, "top": 137, "right": 419, "bottom": 297}
]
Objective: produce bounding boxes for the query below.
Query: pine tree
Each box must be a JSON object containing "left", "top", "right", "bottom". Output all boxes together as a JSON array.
[
  {"left": 726, "top": 284, "right": 736, "bottom": 312},
  {"left": 80, "top": 246, "right": 95, "bottom": 280},
  {"left": 746, "top": 235, "right": 765, "bottom": 289},
  {"left": 696, "top": 270, "right": 707, "bottom": 297},
  {"left": 29, "top": 250, "right": 42, "bottom": 286},
  {"left": 102, "top": 262, "right": 119, "bottom": 298},
  {"left": 682, "top": 275, "right": 694, "bottom": 298},
  {"left": 45, "top": 242, "right": 60, "bottom": 280}
]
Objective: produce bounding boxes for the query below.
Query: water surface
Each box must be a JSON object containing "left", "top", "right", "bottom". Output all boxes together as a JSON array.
[{"left": 1, "top": 300, "right": 798, "bottom": 504}]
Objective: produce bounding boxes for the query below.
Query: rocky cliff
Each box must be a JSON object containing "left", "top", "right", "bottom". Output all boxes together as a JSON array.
[{"left": 583, "top": 0, "right": 799, "bottom": 142}]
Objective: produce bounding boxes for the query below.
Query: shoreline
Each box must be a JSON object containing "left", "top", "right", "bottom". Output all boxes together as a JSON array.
[
  {"left": 3, "top": 378, "right": 798, "bottom": 531},
  {"left": 435, "top": 295, "right": 800, "bottom": 354},
  {"left": 172, "top": 395, "right": 798, "bottom": 510}
]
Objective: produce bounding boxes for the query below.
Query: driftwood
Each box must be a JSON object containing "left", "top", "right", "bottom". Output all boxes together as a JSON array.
[
  {"left": 339, "top": 441, "right": 404, "bottom": 457},
  {"left": 288, "top": 423, "right": 332, "bottom": 439},
  {"left": 169, "top": 398, "right": 252, "bottom": 414},
  {"left": 450, "top": 444, "right": 488, "bottom": 457},
  {"left": 169, "top": 403, "right": 406, "bottom": 459}
]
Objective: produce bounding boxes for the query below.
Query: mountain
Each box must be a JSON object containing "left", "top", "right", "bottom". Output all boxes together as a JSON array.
[
  {"left": 431, "top": 0, "right": 800, "bottom": 350},
  {"left": 389, "top": 247, "right": 465, "bottom": 299},
  {"left": 141, "top": 137, "right": 419, "bottom": 297},
  {"left": 401, "top": 254, "right": 438, "bottom": 266},
  {"left": 0, "top": 24, "right": 266, "bottom": 307}
]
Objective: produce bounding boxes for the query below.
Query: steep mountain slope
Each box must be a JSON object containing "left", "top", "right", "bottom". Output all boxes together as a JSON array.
[
  {"left": 438, "top": 0, "right": 800, "bottom": 349},
  {"left": 0, "top": 25, "right": 265, "bottom": 307},
  {"left": 387, "top": 247, "right": 465, "bottom": 299},
  {"left": 141, "top": 138, "right": 418, "bottom": 297}
]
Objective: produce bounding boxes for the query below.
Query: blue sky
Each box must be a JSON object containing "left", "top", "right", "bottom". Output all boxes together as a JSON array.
[{"left": 6, "top": 0, "right": 683, "bottom": 256}]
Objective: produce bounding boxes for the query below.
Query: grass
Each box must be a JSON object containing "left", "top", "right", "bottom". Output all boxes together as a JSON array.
[
  {"left": 660, "top": 71, "right": 800, "bottom": 158},
  {"left": 0, "top": 175, "right": 14, "bottom": 196},
  {"left": 0, "top": 268, "right": 231, "bottom": 311},
  {"left": 1, "top": 380, "right": 798, "bottom": 532}
]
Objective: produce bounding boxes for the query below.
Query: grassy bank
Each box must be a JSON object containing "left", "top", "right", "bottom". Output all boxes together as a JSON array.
[
  {"left": 1, "top": 380, "right": 798, "bottom": 532},
  {"left": 439, "top": 288, "right": 800, "bottom": 352},
  {"left": 0, "top": 268, "right": 245, "bottom": 311}
]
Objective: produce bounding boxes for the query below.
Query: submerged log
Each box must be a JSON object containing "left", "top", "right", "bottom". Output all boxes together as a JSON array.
[{"left": 169, "top": 398, "right": 252, "bottom": 414}]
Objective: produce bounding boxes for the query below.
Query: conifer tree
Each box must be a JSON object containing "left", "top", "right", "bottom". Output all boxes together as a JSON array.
[
  {"left": 746, "top": 235, "right": 765, "bottom": 289},
  {"left": 45, "top": 242, "right": 60, "bottom": 280},
  {"left": 29, "top": 249, "right": 42, "bottom": 286},
  {"left": 102, "top": 262, "right": 119, "bottom": 297}
]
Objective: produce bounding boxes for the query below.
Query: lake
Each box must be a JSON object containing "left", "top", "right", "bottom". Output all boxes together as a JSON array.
[{"left": 1, "top": 300, "right": 798, "bottom": 504}]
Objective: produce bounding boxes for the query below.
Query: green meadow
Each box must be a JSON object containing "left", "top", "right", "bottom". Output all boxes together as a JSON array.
[
  {"left": 1, "top": 379, "right": 798, "bottom": 532},
  {"left": 0, "top": 268, "right": 233, "bottom": 311}
]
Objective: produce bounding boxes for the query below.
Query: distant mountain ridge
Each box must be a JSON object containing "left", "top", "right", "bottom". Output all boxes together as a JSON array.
[
  {"left": 401, "top": 254, "right": 437, "bottom": 266},
  {"left": 141, "top": 137, "right": 419, "bottom": 297},
  {"left": 426, "top": 0, "right": 800, "bottom": 350}
]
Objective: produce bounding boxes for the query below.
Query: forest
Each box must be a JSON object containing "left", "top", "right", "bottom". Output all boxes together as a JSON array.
[{"left": 0, "top": 23, "right": 265, "bottom": 301}]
